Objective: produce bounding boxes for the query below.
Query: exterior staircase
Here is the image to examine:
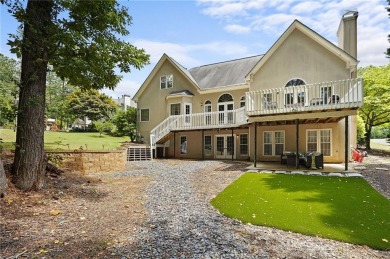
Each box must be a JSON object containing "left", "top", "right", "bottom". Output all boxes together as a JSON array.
[{"left": 127, "top": 146, "right": 152, "bottom": 161}]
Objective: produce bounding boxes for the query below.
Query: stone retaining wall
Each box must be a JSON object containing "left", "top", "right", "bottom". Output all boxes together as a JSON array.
[{"left": 47, "top": 149, "right": 127, "bottom": 174}]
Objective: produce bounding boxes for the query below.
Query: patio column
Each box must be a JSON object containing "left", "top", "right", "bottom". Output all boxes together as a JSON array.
[
  {"left": 345, "top": 116, "right": 349, "bottom": 170},
  {"left": 173, "top": 132, "right": 176, "bottom": 159},
  {"left": 254, "top": 122, "right": 258, "bottom": 167},
  {"left": 296, "top": 119, "right": 299, "bottom": 169},
  {"left": 202, "top": 129, "right": 204, "bottom": 160},
  {"left": 231, "top": 128, "right": 234, "bottom": 161}
]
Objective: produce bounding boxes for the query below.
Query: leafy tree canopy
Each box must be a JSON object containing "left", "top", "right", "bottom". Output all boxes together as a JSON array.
[
  {"left": 4, "top": 0, "right": 150, "bottom": 90},
  {"left": 0, "top": 53, "right": 19, "bottom": 126},
  {"left": 113, "top": 107, "right": 137, "bottom": 140},
  {"left": 66, "top": 89, "right": 118, "bottom": 122},
  {"left": 358, "top": 64, "right": 390, "bottom": 148}
]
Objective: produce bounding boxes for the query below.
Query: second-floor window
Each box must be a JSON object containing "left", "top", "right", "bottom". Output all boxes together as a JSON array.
[
  {"left": 140, "top": 108, "right": 149, "bottom": 122},
  {"left": 170, "top": 103, "right": 181, "bottom": 115},
  {"left": 240, "top": 96, "right": 245, "bottom": 107},
  {"left": 160, "top": 75, "right": 173, "bottom": 89}
]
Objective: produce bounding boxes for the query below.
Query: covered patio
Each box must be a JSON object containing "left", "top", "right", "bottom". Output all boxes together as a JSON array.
[{"left": 246, "top": 160, "right": 360, "bottom": 173}]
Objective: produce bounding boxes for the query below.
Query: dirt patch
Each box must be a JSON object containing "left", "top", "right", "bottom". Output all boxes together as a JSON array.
[{"left": 0, "top": 158, "right": 150, "bottom": 258}]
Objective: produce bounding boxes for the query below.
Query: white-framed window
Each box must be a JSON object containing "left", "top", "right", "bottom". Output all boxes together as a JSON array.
[
  {"left": 140, "top": 108, "right": 149, "bottom": 122},
  {"left": 204, "top": 100, "right": 212, "bottom": 125},
  {"left": 160, "top": 75, "right": 173, "bottom": 89},
  {"left": 170, "top": 103, "right": 180, "bottom": 115},
  {"left": 306, "top": 129, "right": 332, "bottom": 156},
  {"left": 204, "top": 135, "right": 212, "bottom": 155},
  {"left": 239, "top": 134, "right": 248, "bottom": 155},
  {"left": 180, "top": 136, "right": 187, "bottom": 154},
  {"left": 240, "top": 96, "right": 245, "bottom": 107},
  {"left": 184, "top": 103, "right": 192, "bottom": 124},
  {"left": 263, "top": 131, "right": 285, "bottom": 156}
]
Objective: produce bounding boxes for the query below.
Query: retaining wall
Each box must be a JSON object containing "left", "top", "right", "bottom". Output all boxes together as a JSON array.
[{"left": 47, "top": 149, "right": 127, "bottom": 174}]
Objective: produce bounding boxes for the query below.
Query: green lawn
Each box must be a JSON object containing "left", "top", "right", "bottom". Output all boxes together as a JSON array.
[
  {"left": 371, "top": 141, "right": 390, "bottom": 152},
  {"left": 0, "top": 129, "right": 129, "bottom": 151},
  {"left": 211, "top": 173, "right": 390, "bottom": 250}
]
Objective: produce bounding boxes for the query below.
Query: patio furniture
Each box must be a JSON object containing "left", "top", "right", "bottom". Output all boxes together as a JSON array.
[
  {"left": 328, "top": 94, "right": 340, "bottom": 104},
  {"left": 310, "top": 97, "right": 324, "bottom": 106},
  {"left": 263, "top": 97, "right": 277, "bottom": 109},
  {"left": 281, "top": 151, "right": 294, "bottom": 164},
  {"left": 300, "top": 152, "right": 324, "bottom": 169}
]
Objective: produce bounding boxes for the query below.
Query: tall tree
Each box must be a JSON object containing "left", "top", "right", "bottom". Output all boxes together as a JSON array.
[
  {"left": 66, "top": 89, "right": 118, "bottom": 122},
  {"left": 113, "top": 107, "right": 137, "bottom": 141},
  {"left": 387, "top": 0, "right": 390, "bottom": 58},
  {"left": 46, "top": 72, "right": 75, "bottom": 129},
  {"left": 358, "top": 65, "right": 390, "bottom": 149},
  {"left": 3, "top": 0, "right": 150, "bottom": 190}
]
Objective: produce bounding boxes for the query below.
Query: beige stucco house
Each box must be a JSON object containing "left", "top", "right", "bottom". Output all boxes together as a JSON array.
[{"left": 133, "top": 11, "right": 363, "bottom": 169}]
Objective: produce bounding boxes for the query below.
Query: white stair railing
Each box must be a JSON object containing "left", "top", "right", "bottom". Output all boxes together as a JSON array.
[{"left": 150, "top": 107, "right": 247, "bottom": 147}]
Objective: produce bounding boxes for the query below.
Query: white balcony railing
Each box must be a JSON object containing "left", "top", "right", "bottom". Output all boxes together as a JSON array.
[
  {"left": 246, "top": 78, "right": 363, "bottom": 116},
  {"left": 150, "top": 107, "right": 247, "bottom": 145}
]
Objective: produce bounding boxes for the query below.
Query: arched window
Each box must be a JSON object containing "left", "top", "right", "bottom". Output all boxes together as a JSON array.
[
  {"left": 218, "top": 93, "right": 233, "bottom": 103},
  {"left": 204, "top": 100, "right": 212, "bottom": 125},
  {"left": 218, "top": 94, "right": 234, "bottom": 124},
  {"left": 285, "top": 78, "right": 306, "bottom": 106},
  {"left": 240, "top": 96, "right": 245, "bottom": 107},
  {"left": 285, "top": 78, "right": 305, "bottom": 87},
  {"left": 204, "top": 100, "right": 212, "bottom": 113}
]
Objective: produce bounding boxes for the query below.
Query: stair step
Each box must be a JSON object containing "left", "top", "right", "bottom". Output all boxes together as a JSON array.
[{"left": 127, "top": 147, "right": 152, "bottom": 161}]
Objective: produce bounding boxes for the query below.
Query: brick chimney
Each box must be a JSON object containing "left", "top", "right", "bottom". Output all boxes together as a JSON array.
[{"left": 337, "top": 10, "right": 358, "bottom": 59}]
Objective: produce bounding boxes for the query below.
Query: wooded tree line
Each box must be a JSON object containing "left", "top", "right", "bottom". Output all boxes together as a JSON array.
[{"left": 0, "top": 54, "right": 137, "bottom": 137}]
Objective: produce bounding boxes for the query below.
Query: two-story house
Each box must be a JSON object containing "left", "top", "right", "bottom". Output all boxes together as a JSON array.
[{"left": 133, "top": 11, "right": 363, "bottom": 169}]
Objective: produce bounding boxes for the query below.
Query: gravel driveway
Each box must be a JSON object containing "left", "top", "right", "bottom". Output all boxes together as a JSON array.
[{"left": 111, "top": 160, "right": 389, "bottom": 258}]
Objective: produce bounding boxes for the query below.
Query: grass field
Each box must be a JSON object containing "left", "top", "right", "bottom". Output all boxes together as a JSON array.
[
  {"left": 0, "top": 129, "right": 129, "bottom": 151},
  {"left": 371, "top": 141, "right": 390, "bottom": 152},
  {"left": 211, "top": 173, "right": 390, "bottom": 250}
]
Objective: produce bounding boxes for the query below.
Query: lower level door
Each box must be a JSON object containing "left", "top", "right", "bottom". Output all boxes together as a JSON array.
[{"left": 215, "top": 135, "right": 235, "bottom": 159}]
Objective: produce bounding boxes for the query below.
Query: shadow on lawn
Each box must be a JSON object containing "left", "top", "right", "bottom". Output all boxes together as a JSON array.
[{"left": 259, "top": 174, "right": 390, "bottom": 250}]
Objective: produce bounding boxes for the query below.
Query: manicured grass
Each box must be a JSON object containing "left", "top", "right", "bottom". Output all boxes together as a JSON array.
[
  {"left": 371, "top": 141, "right": 390, "bottom": 152},
  {"left": 0, "top": 129, "right": 129, "bottom": 151},
  {"left": 211, "top": 173, "right": 390, "bottom": 250}
]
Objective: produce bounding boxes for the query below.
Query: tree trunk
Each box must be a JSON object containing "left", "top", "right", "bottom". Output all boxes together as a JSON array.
[
  {"left": 0, "top": 159, "right": 7, "bottom": 195},
  {"left": 12, "top": 0, "right": 53, "bottom": 191},
  {"left": 364, "top": 126, "right": 372, "bottom": 150}
]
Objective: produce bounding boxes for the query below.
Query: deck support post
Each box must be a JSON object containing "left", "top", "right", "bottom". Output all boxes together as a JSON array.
[
  {"left": 202, "top": 129, "right": 205, "bottom": 160},
  {"left": 173, "top": 132, "right": 176, "bottom": 159},
  {"left": 254, "top": 122, "right": 258, "bottom": 167},
  {"left": 231, "top": 128, "right": 234, "bottom": 161},
  {"left": 296, "top": 119, "right": 299, "bottom": 169},
  {"left": 345, "top": 116, "right": 349, "bottom": 170}
]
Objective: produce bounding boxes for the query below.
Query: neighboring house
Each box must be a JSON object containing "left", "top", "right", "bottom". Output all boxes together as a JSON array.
[
  {"left": 133, "top": 11, "right": 363, "bottom": 167},
  {"left": 113, "top": 94, "right": 137, "bottom": 112}
]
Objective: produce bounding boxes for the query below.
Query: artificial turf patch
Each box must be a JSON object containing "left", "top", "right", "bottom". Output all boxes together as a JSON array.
[{"left": 211, "top": 173, "right": 390, "bottom": 250}]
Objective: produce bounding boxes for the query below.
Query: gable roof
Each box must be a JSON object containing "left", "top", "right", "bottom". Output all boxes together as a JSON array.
[
  {"left": 133, "top": 54, "right": 199, "bottom": 102},
  {"left": 246, "top": 20, "right": 358, "bottom": 80},
  {"left": 189, "top": 55, "right": 263, "bottom": 89}
]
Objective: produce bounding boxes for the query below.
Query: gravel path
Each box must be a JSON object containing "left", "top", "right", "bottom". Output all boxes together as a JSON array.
[{"left": 111, "top": 160, "right": 389, "bottom": 258}]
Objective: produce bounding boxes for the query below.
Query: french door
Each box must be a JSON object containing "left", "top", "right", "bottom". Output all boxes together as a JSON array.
[
  {"left": 218, "top": 102, "right": 234, "bottom": 124},
  {"left": 215, "top": 135, "right": 235, "bottom": 159}
]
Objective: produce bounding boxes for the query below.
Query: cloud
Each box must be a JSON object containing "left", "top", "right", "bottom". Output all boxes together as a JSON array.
[
  {"left": 101, "top": 78, "right": 140, "bottom": 99},
  {"left": 196, "top": 0, "right": 389, "bottom": 66},
  {"left": 132, "top": 39, "right": 252, "bottom": 68},
  {"left": 224, "top": 24, "right": 251, "bottom": 34},
  {"left": 291, "top": 1, "right": 322, "bottom": 14}
]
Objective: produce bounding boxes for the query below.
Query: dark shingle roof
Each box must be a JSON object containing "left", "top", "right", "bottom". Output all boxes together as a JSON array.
[
  {"left": 168, "top": 90, "right": 194, "bottom": 97},
  {"left": 188, "top": 55, "right": 263, "bottom": 89}
]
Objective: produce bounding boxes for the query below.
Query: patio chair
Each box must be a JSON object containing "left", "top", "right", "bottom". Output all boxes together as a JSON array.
[
  {"left": 263, "top": 97, "right": 277, "bottom": 109},
  {"left": 328, "top": 94, "right": 340, "bottom": 104},
  {"left": 301, "top": 152, "right": 324, "bottom": 169}
]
